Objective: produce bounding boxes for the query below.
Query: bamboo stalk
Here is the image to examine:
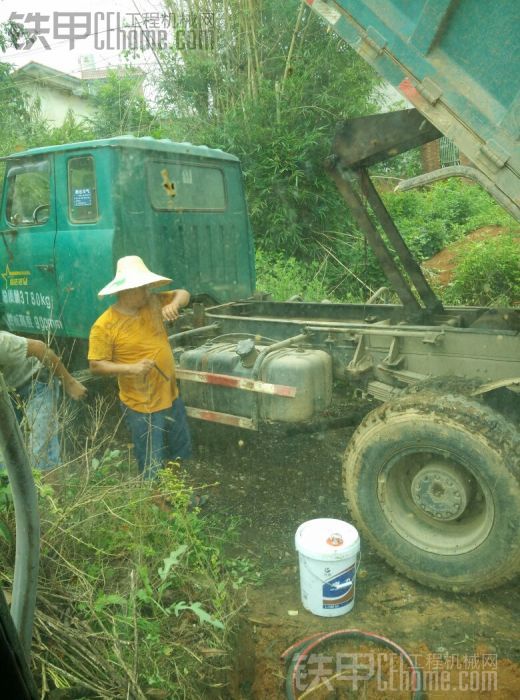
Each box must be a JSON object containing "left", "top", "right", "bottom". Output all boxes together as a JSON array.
[{"left": 282, "top": 0, "right": 306, "bottom": 90}]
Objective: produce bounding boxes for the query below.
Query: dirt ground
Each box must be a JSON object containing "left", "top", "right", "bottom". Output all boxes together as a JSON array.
[{"left": 187, "top": 414, "right": 520, "bottom": 699}]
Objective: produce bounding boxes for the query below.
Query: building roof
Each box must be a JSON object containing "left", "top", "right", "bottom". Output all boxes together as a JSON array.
[
  {"left": 13, "top": 62, "right": 89, "bottom": 97},
  {"left": 13, "top": 62, "right": 144, "bottom": 95}
]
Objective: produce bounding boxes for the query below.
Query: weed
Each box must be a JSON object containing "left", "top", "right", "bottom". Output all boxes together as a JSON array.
[
  {"left": 256, "top": 249, "right": 338, "bottom": 302},
  {"left": 0, "top": 395, "right": 253, "bottom": 698},
  {"left": 443, "top": 232, "right": 520, "bottom": 306}
]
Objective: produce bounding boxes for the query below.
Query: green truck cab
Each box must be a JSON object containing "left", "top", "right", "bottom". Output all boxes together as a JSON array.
[{"left": 0, "top": 136, "right": 255, "bottom": 339}]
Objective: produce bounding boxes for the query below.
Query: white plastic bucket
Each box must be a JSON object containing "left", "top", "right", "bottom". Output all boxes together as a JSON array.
[{"left": 295, "top": 518, "right": 360, "bottom": 617}]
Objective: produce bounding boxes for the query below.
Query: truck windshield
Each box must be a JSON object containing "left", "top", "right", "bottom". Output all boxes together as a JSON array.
[{"left": 5, "top": 159, "right": 50, "bottom": 227}]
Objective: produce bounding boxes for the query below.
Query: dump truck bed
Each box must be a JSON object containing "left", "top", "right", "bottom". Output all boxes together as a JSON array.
[{"left": 306, "top": 0, "right": 520, "bottom": 215}]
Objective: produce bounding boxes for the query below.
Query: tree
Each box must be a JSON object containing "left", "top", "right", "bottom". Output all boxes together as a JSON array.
[
  {"left": 0, "top": 62, "right": 35, "bottom": 156},
  {"left": 155, "top": 0, "right": 379, "bottom": 286},
  {"left": 0, "top": 19, "right": 27, "bottom": 53},
  {"left": 88, "top": 69, "right": 158, "bottom": 138}
]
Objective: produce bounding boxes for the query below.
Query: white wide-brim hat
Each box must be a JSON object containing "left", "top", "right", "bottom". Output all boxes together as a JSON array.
[{"left": 98, "top": 256, "right": 172, "bottom": 297}]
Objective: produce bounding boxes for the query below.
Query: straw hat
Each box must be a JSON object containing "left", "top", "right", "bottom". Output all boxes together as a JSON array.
[{"left": 98, "top": 256, "right": 172, "bottom": 297}]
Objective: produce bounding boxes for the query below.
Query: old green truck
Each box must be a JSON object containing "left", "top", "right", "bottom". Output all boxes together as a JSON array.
[
  {"left": 1, "top": 0, "right": 519, "bottom": 593},
  {"left": 0, "top": 137, "right": 254, "bottom": 338}
]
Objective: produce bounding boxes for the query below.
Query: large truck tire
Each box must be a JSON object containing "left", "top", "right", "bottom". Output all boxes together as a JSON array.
[{"left": 343, "top": 391, "right": 520, "bottom": 592}]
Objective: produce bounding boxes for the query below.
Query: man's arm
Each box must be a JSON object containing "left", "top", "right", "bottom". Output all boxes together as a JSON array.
[
  {"left": 162, "top": 289, "right": 190, "bottom": 322},
  {"left": 89, "top": 358, "right": 156, "bottom": 378},
  {"left": 26, "top": 339, "right": 87, "bottom": 401}
]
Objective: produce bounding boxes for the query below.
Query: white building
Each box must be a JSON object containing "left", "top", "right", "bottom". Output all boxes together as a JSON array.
[{"left": 12, "top": 62, "right": 102, "bottom": 125}]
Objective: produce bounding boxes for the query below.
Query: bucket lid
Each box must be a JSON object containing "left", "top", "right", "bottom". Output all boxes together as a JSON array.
[{"left": 295, "top": 518, "right": 360, "bottom": 561}]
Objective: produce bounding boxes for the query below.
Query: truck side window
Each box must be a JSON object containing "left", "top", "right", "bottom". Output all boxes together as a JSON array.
[
  {"left": 68, "top": 156, "right": 98, "bottom": 223},
  {"left": 5, "top": 159, "right": 50, "bottom": 227},
  {"left": 148, "top": 161, "right": 226, "bottom": 211}
]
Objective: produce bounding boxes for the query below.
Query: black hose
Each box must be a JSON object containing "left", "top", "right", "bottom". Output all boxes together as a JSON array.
[{"left": 281, "top": 629, "right": 423, "bottom": 699}]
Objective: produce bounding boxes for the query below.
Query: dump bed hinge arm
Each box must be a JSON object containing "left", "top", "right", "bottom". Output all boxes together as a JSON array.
[
  {"left": 358, "top": 169, "right": 443, "bottom": 313},
  {"left": 325, "top": 160, "right": 422, "bottom": 317}
]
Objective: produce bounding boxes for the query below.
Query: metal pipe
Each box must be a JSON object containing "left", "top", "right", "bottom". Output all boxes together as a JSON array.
[
  {"left": 251, "top": 332, "right": 310, "bottom": 381},
  {"left": 366, "top": 287, "right": 390, "bottom": 304},
  {"left": 304, "top": 324, "right": 444, "bottom": 340},
  {"left": 0, "top": 374, "right": 39, "bottom": 660},
  {"left": 168, "top": 322, "right": 220, "bottom": 342},
  {"left": 395, "top": 165, "right": 520, "bottom": 222}
]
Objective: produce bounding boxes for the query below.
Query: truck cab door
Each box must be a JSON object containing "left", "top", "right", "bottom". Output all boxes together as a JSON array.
[
  {"left": 0, "top": 156, "right": 61, "bottom": 336},
  {"left": 53, "top": 151, "right": 113, "bottom": 340}
]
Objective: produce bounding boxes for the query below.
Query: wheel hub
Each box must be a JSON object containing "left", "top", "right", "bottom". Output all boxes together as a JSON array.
[{"left": 411, "top": 462, "right": 470, "bottom": 520}]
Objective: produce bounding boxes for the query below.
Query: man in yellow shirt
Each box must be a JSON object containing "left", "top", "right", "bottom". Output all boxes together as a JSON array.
[{"left": 88, "top": 256, "right": 191, "bottom": 479}]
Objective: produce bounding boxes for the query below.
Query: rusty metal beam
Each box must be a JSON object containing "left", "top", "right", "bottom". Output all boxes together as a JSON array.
[
  {"left": 358, "top": 169, "right": 443, "bottom": 313},
  {"left": 333, "top": 108, "right": 441, "bottom": 169},
  {"left": 325, "top": 161, "right": 422, "bottom": 316},
  {"left": 185, "top": 406, "right": 256, "bottom": 430}
]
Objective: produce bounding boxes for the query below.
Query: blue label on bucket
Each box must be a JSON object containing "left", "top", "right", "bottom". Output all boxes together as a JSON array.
[{"left": 322, "top": 564, "right": 355, "bottom": 609}]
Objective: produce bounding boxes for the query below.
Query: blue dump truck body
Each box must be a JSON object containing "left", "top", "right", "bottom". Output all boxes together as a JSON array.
[{"left": 306, "top": 0, "right": 519, "bottom": 214}]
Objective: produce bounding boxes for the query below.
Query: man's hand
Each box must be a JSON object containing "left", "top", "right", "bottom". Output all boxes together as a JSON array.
[
  {"left": 63, "top": 377, "right": 88, "bottom": 401},
  {"left": 128, "top": 359, "right": 155, "bottom": 377},
  {"left": 162, "top": 301, "right": 181, "bottom": 322},
  {"left": 161, "top": 289, "right": 190, "bottom": 322},
  {"left": 27, "top": 339, "right": 88, "bottom": 399}
]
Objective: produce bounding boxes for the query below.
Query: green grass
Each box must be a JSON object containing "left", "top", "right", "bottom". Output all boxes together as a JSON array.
[
  {"left": 0, "top": 400, "right": 255, "bottom": 698},
  {"left": 443, "top": 232, "right": 520, "bottom": 306}
]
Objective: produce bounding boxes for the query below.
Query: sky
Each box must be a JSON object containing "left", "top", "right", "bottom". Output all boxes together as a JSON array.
[{"left": 1, "top": 0, "right": 164, "bottom": 75}]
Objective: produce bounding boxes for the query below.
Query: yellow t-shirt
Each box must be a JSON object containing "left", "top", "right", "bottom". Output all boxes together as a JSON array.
[{"left": 88, "top": 293, "right": 179, "bottom": 413}]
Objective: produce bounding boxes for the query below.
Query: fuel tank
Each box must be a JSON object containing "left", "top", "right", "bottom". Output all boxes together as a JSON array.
[{"left": 178, "top": 340, "right": 332, "bottom": 423}]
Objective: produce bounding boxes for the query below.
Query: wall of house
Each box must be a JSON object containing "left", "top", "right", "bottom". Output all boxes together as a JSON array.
[{"left": 20, "top": 84, "right": 96, "bottom": 125}]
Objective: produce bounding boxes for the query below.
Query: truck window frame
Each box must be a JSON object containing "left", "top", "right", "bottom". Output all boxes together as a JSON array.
[
  {"left": 147, "top": 160, "right": 228, "bottom": 212},
  {"left": 67, "top": 155, "right": 99, "bottom": 224},
  {"left": 5, "top": 158, "right": 51, "bottom": 229}
]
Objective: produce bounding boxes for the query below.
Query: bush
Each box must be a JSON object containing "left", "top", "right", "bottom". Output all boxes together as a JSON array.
[
  {"left": 255, "top": 249, "right": 338, "bottom": 301},
  {"left": 253, "top": 179, "right": 518, "bottom": 304},
  {"left": 0, "top": 398, "right": 251, "bottom": 698},
  {"left": 443, "top": 232, "right": 520, "bottom": 306},
  {"left": 383, "top": 179, "right": 515, "bottom": 261}
]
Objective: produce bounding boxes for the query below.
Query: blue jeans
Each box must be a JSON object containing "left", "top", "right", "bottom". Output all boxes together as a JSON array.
[
  {"left": 2, "top": 379, "right": 61, "bottom": 471},
  {"left": 122, "top": 397, "right": 192, "bottom": 480}
]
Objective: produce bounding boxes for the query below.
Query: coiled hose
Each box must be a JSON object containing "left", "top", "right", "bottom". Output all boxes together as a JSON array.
[{"left": 281, "top": 629, "right": 423, "bottom": 699}]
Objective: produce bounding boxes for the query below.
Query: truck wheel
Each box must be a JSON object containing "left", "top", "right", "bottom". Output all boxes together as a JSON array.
[{"left": 343, "top": 391, "right": 520, "bottom": 592}]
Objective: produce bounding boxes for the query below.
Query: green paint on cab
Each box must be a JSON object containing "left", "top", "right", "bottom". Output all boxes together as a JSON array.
[{"left": 0, "top": 136, "right": 255, "bottom": 339}]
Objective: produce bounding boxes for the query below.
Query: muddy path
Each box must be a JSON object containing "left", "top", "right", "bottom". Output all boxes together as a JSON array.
[{"left": 188, "top": 416, "right": 520, "bottom": 699}]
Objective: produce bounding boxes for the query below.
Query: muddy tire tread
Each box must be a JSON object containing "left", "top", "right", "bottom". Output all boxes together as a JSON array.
[{"left": 343, "top": 390, "right": 520, "bottom": 592}]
